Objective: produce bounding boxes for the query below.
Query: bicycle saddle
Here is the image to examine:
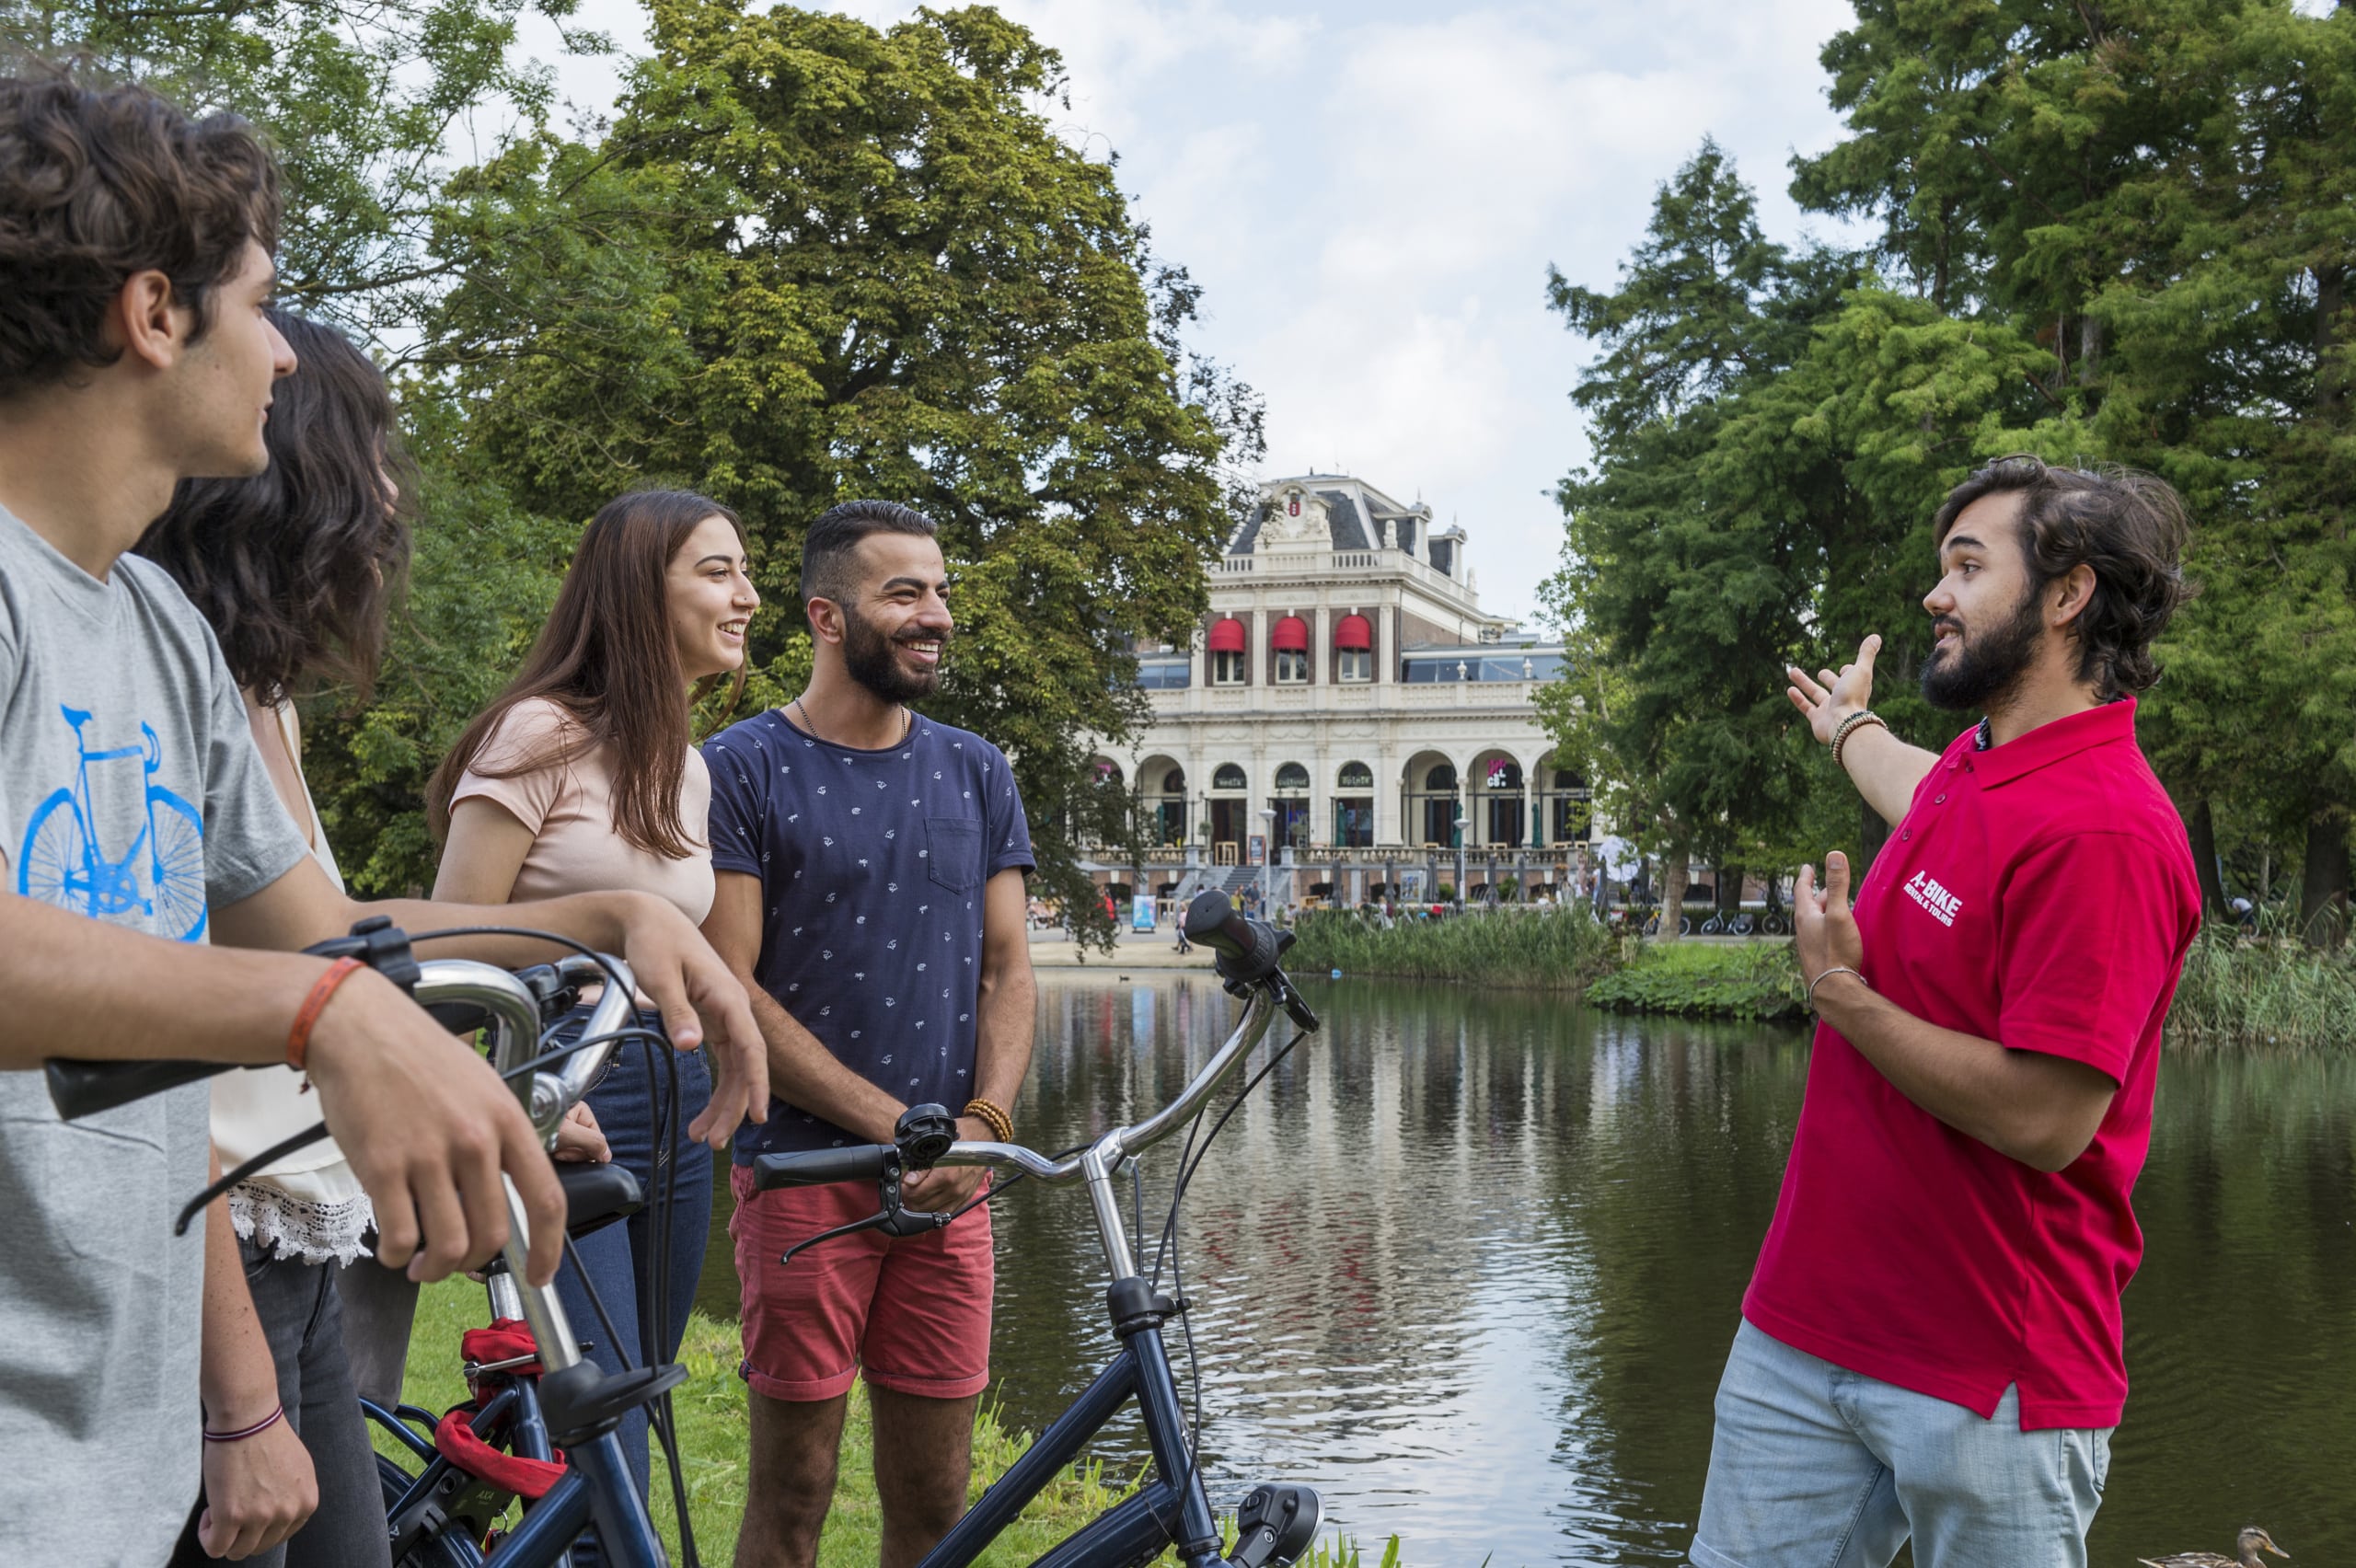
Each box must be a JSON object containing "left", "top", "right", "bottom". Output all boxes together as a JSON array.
[
  {"left": 557, "top": 1161, "right": 642, "bottom": 1239},
  {"left": 60, "top": 704, "right": 91, "bottom": 729}
]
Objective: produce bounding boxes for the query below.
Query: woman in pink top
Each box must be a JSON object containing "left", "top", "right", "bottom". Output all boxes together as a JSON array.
[{"left": 427, "top": 490, "right": 757, "bottom": 1532}]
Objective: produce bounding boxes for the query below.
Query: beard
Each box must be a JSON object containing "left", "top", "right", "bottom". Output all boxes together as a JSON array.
[
  {"left": 1921, "top": 582, "right": 2046, "bottom": 712},
  {"left": 842, "top": 604, "right": 946, "bottom": 703}
]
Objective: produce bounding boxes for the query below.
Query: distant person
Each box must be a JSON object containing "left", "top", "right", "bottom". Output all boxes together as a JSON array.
[
  {"left": 429, "top": 489, "right": 760, "bottom": 1539},
  {"left": 1693, "top": 457, "right": 2200, "bottom": 1568},
  {"left": 702, "top": 500, "right": 1036, "bottom": 1568}
]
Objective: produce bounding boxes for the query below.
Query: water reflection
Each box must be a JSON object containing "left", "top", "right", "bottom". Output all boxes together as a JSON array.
[{"left": 700, "top": 970, "right": 2356, "bottom": 1567}]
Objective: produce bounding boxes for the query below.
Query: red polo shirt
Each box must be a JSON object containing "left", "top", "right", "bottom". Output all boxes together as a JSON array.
[{"left": 1742, "top": 698, "right": 2200, "bottom": 1429}]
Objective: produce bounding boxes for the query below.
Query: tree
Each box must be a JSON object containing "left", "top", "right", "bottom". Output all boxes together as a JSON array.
[{"left": 423, "top": 0, "right": 1263, "bottom": 941}]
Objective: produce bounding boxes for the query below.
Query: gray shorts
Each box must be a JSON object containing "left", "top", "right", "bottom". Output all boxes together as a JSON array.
[{"left": 1692, "top": 1320, "right": 2110, "bottom": 1568}]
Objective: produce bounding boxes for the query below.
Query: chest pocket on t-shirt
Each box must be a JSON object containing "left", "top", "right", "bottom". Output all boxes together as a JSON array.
[{"left": 926, "top": 816, "right": 982, "bottom": 892}]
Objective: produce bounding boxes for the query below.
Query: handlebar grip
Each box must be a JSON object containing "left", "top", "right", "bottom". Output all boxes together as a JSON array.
[
  {"left": 1182, "top": 889, "right": 1283, "bottom": 986},
  {"left": 752, "top": 1146, "right": 894, "bottom": 1192},
  {"left": 45, "top": 1058, "right": 229, "bottom": 1121}
]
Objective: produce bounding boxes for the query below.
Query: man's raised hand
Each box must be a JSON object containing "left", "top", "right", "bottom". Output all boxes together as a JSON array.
[
  {"left": 1794, "top": 852, "right": 1865, "bottom": 992},
  {"left": 1787, "top": 634, "right": 1883, "bottom": 744}
]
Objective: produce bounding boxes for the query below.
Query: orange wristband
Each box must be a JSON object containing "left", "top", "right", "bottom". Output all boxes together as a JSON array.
[{"left": 288, "top": 957, "right": 364, "bottom": 1072}]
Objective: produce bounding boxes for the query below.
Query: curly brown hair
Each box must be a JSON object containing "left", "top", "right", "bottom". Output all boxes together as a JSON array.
[
  {"left": 1932, "top": 455, "right": 2197, "bottom": 700},
  {"left": 0, "top": 73, "right": 280, "bottom": 399},
  {"left": 136, "top": 310, "right": 414, "bottom": 706}
]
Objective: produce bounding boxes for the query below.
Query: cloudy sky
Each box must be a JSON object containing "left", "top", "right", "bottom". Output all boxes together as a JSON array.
[{"left": 528, "top": 0, "right": 1873, "bottom": 624}]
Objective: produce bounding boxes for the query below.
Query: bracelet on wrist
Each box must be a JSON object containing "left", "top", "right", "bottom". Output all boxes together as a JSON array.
[
  {"left": 1830, "top": 710, "right": 1889, "bottom": 769},
  {"left": 1806, "top": 964, "right": 1866, "bottom": 1011},
  {"left": 203, "top": 1403, "right": 286, "bottom": 1444},
  {"left": 963, "top": 1097, "right": 1013, "bottom": 1144},
  {"left": 287, "top": 957, "right": 365, "bottom": 1072}
]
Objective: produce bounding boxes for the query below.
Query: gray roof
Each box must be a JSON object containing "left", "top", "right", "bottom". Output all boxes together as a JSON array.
[{"left": 1317, "top": 490, "right": 1373, "bottom": 551}]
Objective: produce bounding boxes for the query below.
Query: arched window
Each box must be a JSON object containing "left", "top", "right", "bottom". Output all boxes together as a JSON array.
[
  {"left": 1212, "top": 764, "right": 1247, "bottom": 791},
  {"left": 1161, "top": 767, "right": 1186, "bottom": 794},
  {"left": 1092, "top": 759, "right": 1124, "bottom": 788},
  {"left": 1334, "top": 614, "right": 1372, "bottom": 682},
  {"left": 1271, "top": 616, "right": 1310, "bottom": 684},
  {"left": 1207, "top": 617, "right": 1247, "bottom": 685},
  {"left": 1424, "top": 762, "right": 1458, "bottom": 791},
  {"left": 1484, "top": 758, "right": 1522, "bottom": 790},
  {"left": 1337, "top": 761, "right": 1373, "bottom": 789},
  {"left": 1274, "top": 762, "right": 1310, "bottom": 790},
  {"left": 1553, "top": 768, "right": 1581, "bottom": 789}
]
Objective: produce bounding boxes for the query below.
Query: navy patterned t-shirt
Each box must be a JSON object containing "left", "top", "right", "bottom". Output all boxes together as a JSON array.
[{"left": 703, "top": 709, "right": 1034, "bottom": 1161}]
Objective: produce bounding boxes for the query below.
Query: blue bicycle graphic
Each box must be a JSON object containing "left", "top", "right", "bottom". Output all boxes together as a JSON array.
[{"left": 17, "top": 706, "right": 209, "bottom": 940}]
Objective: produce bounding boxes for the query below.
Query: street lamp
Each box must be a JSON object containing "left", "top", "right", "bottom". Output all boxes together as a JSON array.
[
  {"left": 1258, "top": 806, "right": 1276, "bottom": 915},
  {"left": 1453, "top": 811, "right": 1469, "bottom": 912}
]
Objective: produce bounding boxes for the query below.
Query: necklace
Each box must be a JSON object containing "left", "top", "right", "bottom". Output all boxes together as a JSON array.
[{"left": 793, "top": 695, "right": 909, "bottom": 748}]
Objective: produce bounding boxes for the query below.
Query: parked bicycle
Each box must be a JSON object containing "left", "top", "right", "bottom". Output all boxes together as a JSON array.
[{"left": 47, "top": 893, "right": 1331, "bottom": 1568}]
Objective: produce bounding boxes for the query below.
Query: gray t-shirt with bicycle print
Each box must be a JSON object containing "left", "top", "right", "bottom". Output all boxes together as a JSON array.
[{"left": 0, "top": 502, "right": 309, "bottom": 1566}]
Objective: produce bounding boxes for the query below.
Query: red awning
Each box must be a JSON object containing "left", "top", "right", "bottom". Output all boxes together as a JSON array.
[
  {"left": 1333, "top": 613, "right": 1371, "bottom": 651},
  {"left": 1271, "top": 616, "right": 1310, "bottom": 651},
  {"left": 1207, "top": 617, "right": 1246, "bottom": 652}
]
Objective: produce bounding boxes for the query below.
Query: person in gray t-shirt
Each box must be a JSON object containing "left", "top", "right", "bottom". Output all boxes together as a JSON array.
[{"left": 0, "top": 77, "right": 768, "bottom": 1564}]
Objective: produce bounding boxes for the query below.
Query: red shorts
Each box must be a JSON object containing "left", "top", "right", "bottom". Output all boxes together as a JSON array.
[{"left": 728, "top": 1164, "right": 994, "bottom": 1402}]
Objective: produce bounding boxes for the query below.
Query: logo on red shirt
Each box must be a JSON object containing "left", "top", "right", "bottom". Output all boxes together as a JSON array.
[{"left": 1902, "top": 869, "right": 1962, "bottom": 928}]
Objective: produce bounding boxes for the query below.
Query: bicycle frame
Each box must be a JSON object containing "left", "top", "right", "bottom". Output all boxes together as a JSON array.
[
  {"left": 905, "top": 984, "right": 1291, "bottom": 1568},
  {"left": 375, "top": 955, "right": 673, "bottom": 1568}
]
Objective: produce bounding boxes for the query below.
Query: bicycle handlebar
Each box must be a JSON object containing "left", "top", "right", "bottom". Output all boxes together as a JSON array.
[{"left": 1182, "top": 888, "right": 1284, "bottom": 986}]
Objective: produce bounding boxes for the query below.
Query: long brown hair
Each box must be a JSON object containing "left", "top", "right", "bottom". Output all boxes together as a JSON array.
[{"left": 429, "top": 490, "right": 748, "bottom": 858}]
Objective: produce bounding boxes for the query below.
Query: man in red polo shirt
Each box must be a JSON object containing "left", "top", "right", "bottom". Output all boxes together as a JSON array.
[{"left": 1691, "top": 456, "right": 2203, "bottom": 1568}]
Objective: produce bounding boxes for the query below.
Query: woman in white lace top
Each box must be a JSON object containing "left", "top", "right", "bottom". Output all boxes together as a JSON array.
[{"left": 136, "top": 311, "right": 419, "bottom": 1568}]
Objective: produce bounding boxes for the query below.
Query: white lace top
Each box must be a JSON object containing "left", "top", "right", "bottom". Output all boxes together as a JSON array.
[{"left": 211, "top": 700, "right": 376, "bottom": 1264}]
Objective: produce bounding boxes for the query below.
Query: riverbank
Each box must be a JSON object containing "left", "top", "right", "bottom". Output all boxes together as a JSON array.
[
  {"left": 383, "top": 1281, "right": 1384, "bottom": 1565},
  {"left": 1283, "top": 910, "right": 2354, "bottom": 1048}
]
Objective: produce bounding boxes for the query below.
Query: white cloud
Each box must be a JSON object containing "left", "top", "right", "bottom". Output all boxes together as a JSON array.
[{"left": 538, "top": 0, "right": 1871, "bottom": 621}]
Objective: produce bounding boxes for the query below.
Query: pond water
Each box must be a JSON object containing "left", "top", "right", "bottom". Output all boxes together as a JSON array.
[{"left": 697, "top": 969, "right": 2356, "bottom": 1568}]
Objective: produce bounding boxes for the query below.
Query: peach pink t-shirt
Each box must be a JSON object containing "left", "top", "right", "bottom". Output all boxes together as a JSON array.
[{"left": 451, "top": 697, "right": 715, "bottom": 925}]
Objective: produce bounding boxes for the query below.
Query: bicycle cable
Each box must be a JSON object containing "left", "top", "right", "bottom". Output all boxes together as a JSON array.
[{"left": 1145, "top": 1023, "right": 1312, "bottom": 1525}]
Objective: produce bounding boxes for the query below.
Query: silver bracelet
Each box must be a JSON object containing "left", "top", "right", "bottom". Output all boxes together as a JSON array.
[{"left": 1806, "top": 964, "right": 1865, "bottom": 1010}]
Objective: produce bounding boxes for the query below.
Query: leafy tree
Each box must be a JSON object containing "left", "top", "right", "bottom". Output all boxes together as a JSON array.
[{"left": 422, "top": 0, "right": 1263, "bottom": 940}]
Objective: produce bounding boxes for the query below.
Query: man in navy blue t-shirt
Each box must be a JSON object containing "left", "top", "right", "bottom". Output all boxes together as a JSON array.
[{"left": 703, "top": 500, "right": 1034, "bottom": 1568}]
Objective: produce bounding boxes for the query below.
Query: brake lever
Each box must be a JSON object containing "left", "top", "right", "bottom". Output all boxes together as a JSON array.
[{"left": 779, "top": 1150, "right": 953, "bottom": 1265}]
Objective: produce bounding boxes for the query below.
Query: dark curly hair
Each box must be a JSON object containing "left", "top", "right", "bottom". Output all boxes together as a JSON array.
[
  {"left": 136, "top": 310, "right": 413, "bottom": 705},
  {"left": 0, "top": 73, "right": 279, "bottom": 398},
  {"left": 1932, "top": 455, "right": 2196, "bottom": 699}
]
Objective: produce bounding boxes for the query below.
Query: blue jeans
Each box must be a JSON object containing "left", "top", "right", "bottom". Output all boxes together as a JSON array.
[
  {"left": 1692, "top": 1320, "right": 2110, "bottom": 1568},
  {"left": 550, "top": 1014, "right": 713, "bottom": 1550}
]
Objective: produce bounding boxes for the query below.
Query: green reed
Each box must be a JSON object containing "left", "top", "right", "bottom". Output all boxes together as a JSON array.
[
  {"left": 1285, "top": 907, "right": 1617, "bottom": 990},
  {"left": 2165, "top": 932, "right": 2356, "bottom": 1053}
]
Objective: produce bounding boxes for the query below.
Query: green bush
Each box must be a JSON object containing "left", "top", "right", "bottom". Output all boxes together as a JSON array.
[
  {"left": 1583, "top": 940, "right": 1807, "bottom": 1021},
  {"left": 1286, "top": 907, "right": 1615, "bottom": 989}
]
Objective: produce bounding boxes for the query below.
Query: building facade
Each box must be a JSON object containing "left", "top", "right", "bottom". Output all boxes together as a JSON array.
[{"left": 1085, "top": 474, "right": 1594, "bottom": 906}]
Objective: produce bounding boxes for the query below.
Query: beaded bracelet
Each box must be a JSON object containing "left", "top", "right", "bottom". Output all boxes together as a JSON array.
[
  {"left": 203, "top": 1403, "right": 286, "bottom": 1445},
  {"left": 1830, "top": 709, "right": 1889, "bottom": 769},
  {"left": 963, "top": 1097, "right": 1014, "bottom": 1144}
]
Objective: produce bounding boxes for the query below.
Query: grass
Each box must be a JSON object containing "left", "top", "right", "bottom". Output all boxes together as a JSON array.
[
  {"left": 1284, "top": 906, "right": 1616, "bottom": 990},
  {"left": 1583, "top": 939, "right": 1807, "bottom": 1021},
  {"left": 379, "top": 1278, "right": 1390, "bottom": 1567},
  {"left": 2163, "top": 933, "right": 2356, "bottom": 1052}
]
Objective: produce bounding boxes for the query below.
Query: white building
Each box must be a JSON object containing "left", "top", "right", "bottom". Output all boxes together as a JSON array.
[{"left": 1084, "top": 473, "right": 1595, "bottom": 906}]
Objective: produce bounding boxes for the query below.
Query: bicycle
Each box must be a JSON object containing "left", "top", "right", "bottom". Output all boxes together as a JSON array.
[
  {"left": 50, "top": 924, "right": 694, "bottom": 1568},
  {"left": 47, "top": 894, "right": 1332, "bottom": 1568},
  {"left": 747, "top": 890, "right": 1327, "bottom": 1568},
  {"left": 17, "top": 704, "right": 208, "bottom": 939}
]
